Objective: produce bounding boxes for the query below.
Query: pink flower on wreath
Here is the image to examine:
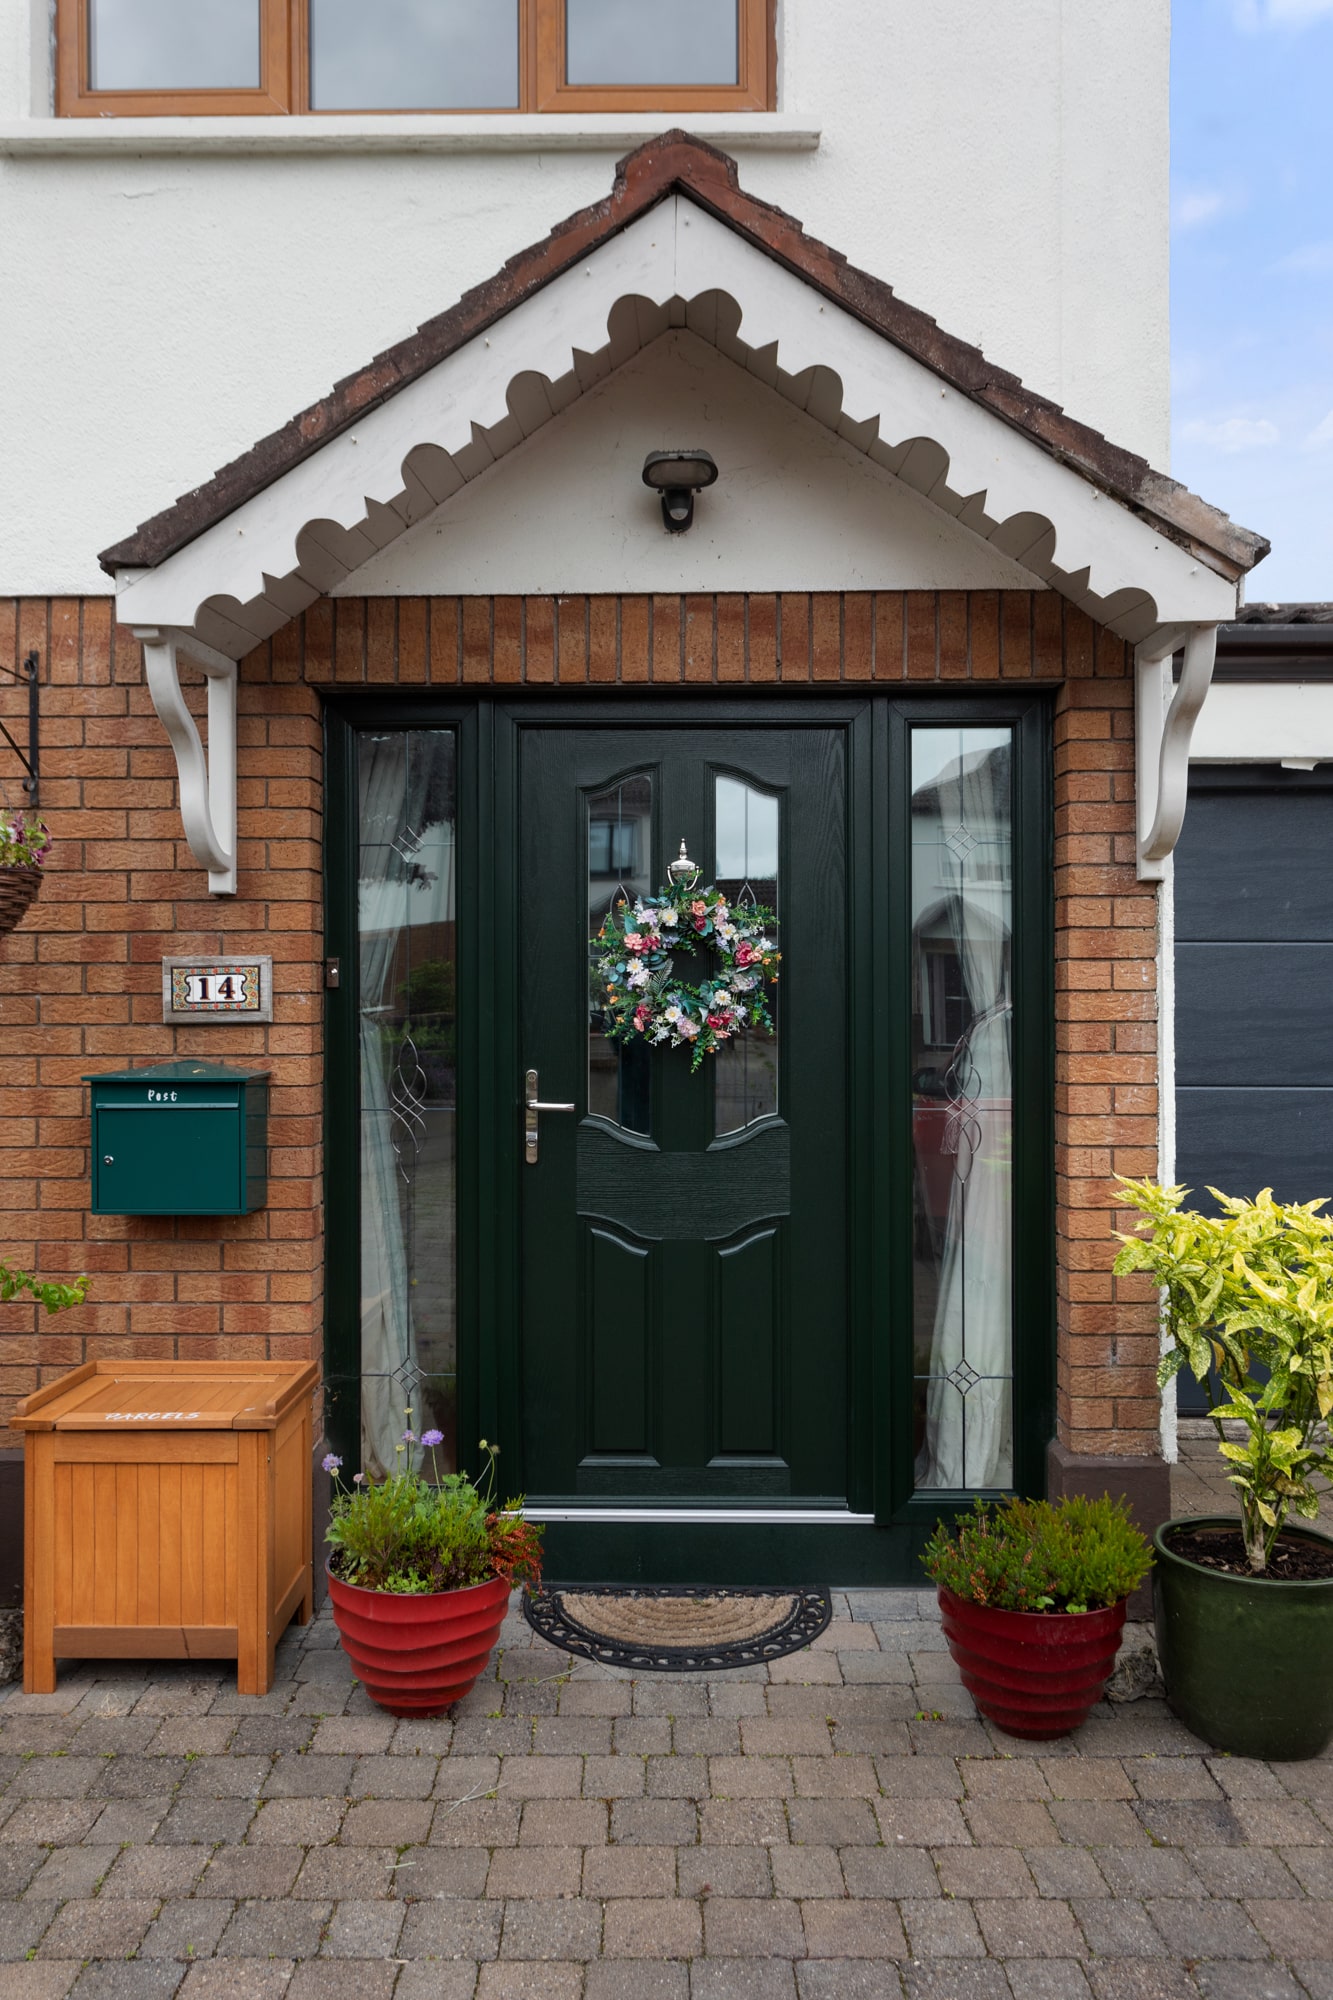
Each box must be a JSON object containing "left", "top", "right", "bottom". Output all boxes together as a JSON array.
[
  {"left": 691, "top": 899, "right": 707, "bottom": 916},
  {"left": 734, "top": 942, "right": 754, "bottom": 967},
  {"left": 624, "top": 931, "right": 645, "bottom": 954},
  {"left": 634, "top": 1003, "right": 652, "bottom": 1031}
]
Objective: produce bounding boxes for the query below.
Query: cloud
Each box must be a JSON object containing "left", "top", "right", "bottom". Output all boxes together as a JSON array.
[
  {"left": 1232, "top": 0, "right": 1333, "bottom": 26},
  {"left": 1174, "top": 188, "right": 1229, "bottom": 230},
  {"left": 1304, "top": 411, "right": 1333, "bottom": 450},
  {"left": 1180, "top": 416, "right": 1281, "bottom": 452},
  {"left": 1272, "top": 241, "right": 1333, "bottom": 274}
]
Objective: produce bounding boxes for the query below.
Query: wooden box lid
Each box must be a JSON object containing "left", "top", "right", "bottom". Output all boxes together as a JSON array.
[{"left": 13, "top": 1359, "right": 318, "bottom": 1433}]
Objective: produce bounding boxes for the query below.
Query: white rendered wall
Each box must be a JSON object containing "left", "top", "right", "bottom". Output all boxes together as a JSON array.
[{"left": 0, "top": 0, "right": 1170, "bottom": 596}]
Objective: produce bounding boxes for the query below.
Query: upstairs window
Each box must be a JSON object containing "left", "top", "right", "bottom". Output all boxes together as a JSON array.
[{"left": 57, "top": 0, "right": 774, "bottom": 115}]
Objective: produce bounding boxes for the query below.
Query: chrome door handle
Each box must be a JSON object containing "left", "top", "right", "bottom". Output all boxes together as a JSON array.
[{"left": 524, "top": 1069, "right": 575, "bottom": 1163}]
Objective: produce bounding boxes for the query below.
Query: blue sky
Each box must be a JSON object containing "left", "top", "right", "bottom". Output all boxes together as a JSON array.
[{"left": 1172, "top": 0, "right": 1333, "bottom": 601}]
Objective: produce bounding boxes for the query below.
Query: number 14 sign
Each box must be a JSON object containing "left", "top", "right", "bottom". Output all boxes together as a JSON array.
[{"left": 162, "top": 955, "right": 273, "bottom": 1023}]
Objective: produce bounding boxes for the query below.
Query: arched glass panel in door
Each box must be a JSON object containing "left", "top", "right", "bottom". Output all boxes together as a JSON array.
[{"left": 713, "top": 773, "right": 779, "bottom": 1136}]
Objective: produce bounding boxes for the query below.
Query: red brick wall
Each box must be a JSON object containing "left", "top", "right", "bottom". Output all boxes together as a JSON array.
[{"left": 0, "top": 589, "right": 1159, "bottom": 1462}]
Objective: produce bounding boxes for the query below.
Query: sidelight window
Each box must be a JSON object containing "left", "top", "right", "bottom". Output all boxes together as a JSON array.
[
  {"left": 57, "top": 0, "right": 773, "bottom": 115},
  {"left": 713, "top": 774, "right": 780, "bottom": 1136},
  {"left": 910, "top": 726, "right": 1015, "bottom": 1493},
  {"left": 587, "top": 774, "right": 653, "bottom": 1136}
]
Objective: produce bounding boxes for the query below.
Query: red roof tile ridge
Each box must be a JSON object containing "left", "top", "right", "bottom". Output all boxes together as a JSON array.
[{"left": 99, "top": 129, "right": 1268, "bottom": 580}]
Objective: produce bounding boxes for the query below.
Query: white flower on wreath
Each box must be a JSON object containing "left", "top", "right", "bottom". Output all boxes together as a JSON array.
[
  {"left": 660, "top": 907, "right": 679, "bottom": 926},
  {"left": 716, "top": 921, "right": 736, "bottom": 943},
  {"left": 627, "top": 964, "right": 650, "bottom": 990}
]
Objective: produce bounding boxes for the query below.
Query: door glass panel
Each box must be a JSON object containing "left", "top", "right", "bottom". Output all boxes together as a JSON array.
[
  {"left": 910, "top": 727, "right": 1014, "bottom": 1491},
  {"left": 713, "top": 775, "right": 779, "bottom": 1136},
  {"left": 566, "top": 0, "right": 739, "bottom": 85},
  {"left": 311, "top": 0, "right": 519, "bottom": 109},
  {"left": 90, "top": 0, "right": 260, "bottom": 89},
  {"left": 356, "top": 730, "right": 458, "bottom": 1478},
  {"left": 588, "top": 775, "right": 652, "bottom": 1135}
]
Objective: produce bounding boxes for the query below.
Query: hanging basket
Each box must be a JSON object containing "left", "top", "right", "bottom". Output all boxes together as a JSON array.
[{"left": 0, "top": 866, "right": 42, "bottom": 935}]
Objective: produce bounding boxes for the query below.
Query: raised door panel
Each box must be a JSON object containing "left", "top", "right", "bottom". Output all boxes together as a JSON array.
[{"left": 585, "top": 1224, "right": 655, "bottom": 1461}]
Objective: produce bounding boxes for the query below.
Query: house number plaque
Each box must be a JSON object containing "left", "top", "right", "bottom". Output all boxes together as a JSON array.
[{"left": 161, "top": 955, "right": 273, "bottom": 1023}]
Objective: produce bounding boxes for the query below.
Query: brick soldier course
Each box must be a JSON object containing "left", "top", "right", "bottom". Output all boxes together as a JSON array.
[
  {"left": 1, "top": 1585, "right": 1331, "bottom": 2000},
  {"left": 0, "top": 587, "right": 1160, "bottom": 1480}
]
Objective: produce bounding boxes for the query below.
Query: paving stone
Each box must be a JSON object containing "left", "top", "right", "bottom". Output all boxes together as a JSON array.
[
  {"left": 517, "top": 1799, "right": 607, "bottom": 1846},
  {"left": 348, "top": 1754, "right": 438, "bottom": 1799},
  {"left": 531, "top": 1720, "right": 613, "bottom": 1756},
  {"left": 308, "top": 1717, "right": 395, "bottom": 1756},
  {"left": 12, "top": 1758, "right": 104, "bottom": 1799},
  {"left": 429, "top": 1799, "right": 521, "bottom": 1848},
  {"left": 938, "top": 1847, "right": 1037, "bottom": 1898},
  {"left": 795, "top": 1962, "right": 906, "bottom": 2000},
  {"left": 93, "top": 1803, "right": 171, "bottom": 1846},
  {"left": 200, "top": 1846, "right": 302, "bottom": 1899},
  {"left": 226, "top": 1719, "right": 311, "bottom": 1757},
  {"left": 70, "top": 1722, "right": 161, "bottom": 1756},
  {"left": 962, "top": 1761, "right": 1054, "bottom": 1801},
  {"left": 1289, "top": 1969, "right": 1333, "bottom": 2000},
  {"left": 705, "top": 1686, "right": 768, "bottom": 1719},
  {"left": 1193, "top": 1844, "right": 1301, "bottom": 1895},
  {"left": 899, "top": 1898, "right": 986, "bottom": 1958},
  {"left": 973, "top": 1899, "right": 1086, "bottom": 1958},
  {"left": 1203, "top": 1757, "right": 1287, "bottom": 1801},
  {"left": 260, "top": 1754, "right": 353, "bottom": 1798},
  {"left": 768, "top": 1846, "right": 844, "bottom": 1899},
  {"left": 1233, "top": 1798, "right": 1331, "bottom": 1844},
  {"left": 153, "top": 1801, "right": 256, "bottom": 1846},
  {"left": 0, "top": 1967, "right": 85, "bottom": 2000},
  {"left": 1192, "top": 1966, "right": 1307, "bottom": 2000},
  {"left": 804, "top": 1898, "right": 908, "bottom": 1960},
  {"left": 216, "top": 1899, "right": 330, "bottom": 1960},
  {"left": 692, "top": 1965, "right": 798, "bottom": 2000},
  {"left": 1246, "top": 1899, "right": 1333, "bottom": 1957},
  {"left": 176, "top": 1967, "right": 294, "bottom": 2000},
  {"left": 740, "top": 1721, "right": 832, "bottom": 1757},
  {"left": 1092, "top": 1848, "right": 1204, "bottom": 1898},
  {"left": 632, "top": 1687, "right": 709, "bottom": 1719},
  {"left": 392, "top": 1843, "right": 489, "bottom": 1898},
  {"left": 67, "top": 1966, "right": 185, "bottom": 2000},
  {"left": 445, "top": 1720, "right": 527, "bottom": 1759},
  {"left": 24, "top": 1846, "right": 119, "bottom": 1899},
  {"left": 831, "top": 1721, "right": 913, "bottom": 1757},
  {"left": 1, "top": 1803, "right": 105, "bottom": 1846},
  {"left": 1047, "top": 1802, "right": 1149, "bottom": 1847},
  {"left": 584, "top": 1964, "right": 687, "bottom": 2000},
  {"left": 709, "top": 1755, "right": 792, "bottom": 1799},
  {"left": 486, "top": 1847, "right": 581, "bottom": 1898},
  {"left": 137, "top": 1900, "right": 234, "bottom": 1961},
  {"left": 645, "top": 1757, "right": 707, "bottom": 1799},
  {"left": 288, "top": 1967, "right": 396, "bottom": 2000},
  {"left": 1040, "top": 1761, "right": 1133, "bottom": 1802},
  {"left": 702, "top": 1897, "right": 805, "bottom": 1957},
  {"left": 613, "top": 1720, "right": 671, "bottom": 1756},
  {"left": 39, "top": 1900, "right": 158, "bottom": 1961},
  {"left": 837, "top": 1655, "right": 915, "bottom": 1685},
  {"left": 678, "top": 1846, "right": 772, "bottom": 1898},
  {"left": 1073, "top": 1899, "right": 1166, "bottom": 1958},
  {"left": 293, "top": 1845, "right": 396, "bottom": 1899},
  {"left": 100, "top": 1845, "right": 208, "bottom": 1898},
  {"left": 874, "top": 1756, "right": 963, "bottom": 1800},
  {"left": 338, "top": 1799, "right": 430, "bottom": 1845},
  {"left": 876, "top": 1798, "right": 971, "bottom": 1846},
  {"left": 1003, "top": 1965, "right": 1094, "bottom": 2000},
  {"left": 611, "top": 1800, "right": 697, "bottom": 1846},
  {"left": 584, "top": 1755, "right": 647, "bottom": 1799},
  {"left": 966, "top": 1801, "right": 1061, "bottom": 1847},
  {"left": 398, "top": 1897, "right": 504, "bottom": 1961},
  {"left": 602, "top": 1898, "right": 702, "bottom": 1959},
  {"left": 500, "top": 1898, "right": 603, "bottom": 1960},
  {"left": 318, "top": 1902, "right": 405, "bottom": 1959},
  {"left": 1125, "top": 1758, "right": 1220, "bottom": 1801},
  {"left": 0, "top": 1903, "right": 61, "bottom": 1961},
  {"left": 557, "top": 1682, "right": 633, "bottom": 1718},
  {"left": 1083, "top": 1965, "right": 1200, "bottom": 2000},
  {"left": 1148, "top": 1896, "right": 1268, "bottom": 1958},
  {"left": 0, "top": 1845, "right": 45, "bottom": 1896},
  {"left": 177, "top": 1758, "right": 269, "bottom": 1800},
  {"left": 495, "top": 1757, "right": 583, "bottom": 1800},
  {"left": 583, "top": 1847, "right": 675, "bottom": 1898},
  {"left": 1025, "top": 1847, "right": 1108, "bottom": 1898},
  {"left": 476, "top": 1967, "right": 584, "bottom": 2000},
  {"left": 907, "top": 1721, "right": 992, "bottom": 1759},
  {"left": 246, "top": 1798, "right": 343, "bottom": 1845}
]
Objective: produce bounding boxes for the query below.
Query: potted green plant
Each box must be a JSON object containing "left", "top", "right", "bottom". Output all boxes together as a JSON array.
[
  {"left": 323, "top": 1427, "right": 542, "bottom": 1717},
  {"left": 922, "top": 1495, "right": 1154, "bottom": 1738},
  {"left": 1115, "top": 1178, "right": 1333, "bottom": 1759},
  {"left": 0, "top": 812, "right": 50, "bottom": 935}
]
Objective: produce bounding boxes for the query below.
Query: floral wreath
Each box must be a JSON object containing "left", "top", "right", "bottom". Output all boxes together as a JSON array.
[{"left": 592, "top": 867, "right": 780, "bottom": 1072}]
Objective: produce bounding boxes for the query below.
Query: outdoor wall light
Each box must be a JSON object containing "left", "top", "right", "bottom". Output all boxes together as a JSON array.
[{"left": 642, "top": 449, "right": 718, "bottom": 533}]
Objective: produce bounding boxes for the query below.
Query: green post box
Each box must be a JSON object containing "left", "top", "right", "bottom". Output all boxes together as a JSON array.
[{"left": 85, "top": 1060, "right": 270, "bottom": 1216}]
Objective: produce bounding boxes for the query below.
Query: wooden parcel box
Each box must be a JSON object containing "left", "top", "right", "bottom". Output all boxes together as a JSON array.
[{"left": 14, "top": 1359, "right": 318, "bottom": 1695}]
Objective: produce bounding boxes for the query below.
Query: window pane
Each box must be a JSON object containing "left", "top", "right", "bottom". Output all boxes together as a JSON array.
[
  {"left": 588, "top": 775, "right": 653, "bottom": 1136},
  {"left": 89, "top": 0, "right": 260, "bottom": 90},
  {"left": 714, "top": 775, "right": 778, "bottom": 1136},
  {"left": 910, "top": 727, "right": 1014, "bottom": 1492},
  {"left": 566, "top": 0, "right": 739, "bottom": 85},
  {"left": 311, "top": 0, "right": 519, "bottom": 108},
  {"left": 356, "top": 730, "right": 458, "bottom": 1479}
]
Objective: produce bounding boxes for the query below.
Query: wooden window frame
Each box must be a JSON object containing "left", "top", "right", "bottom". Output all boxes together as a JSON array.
[{"left": 57, "top": 0, "right": 775, "bottom": 117}]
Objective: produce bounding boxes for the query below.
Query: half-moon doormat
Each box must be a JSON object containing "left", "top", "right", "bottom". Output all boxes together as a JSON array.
[{"left": 523, "top": 1584, "right": 832, "bottom": 1672}]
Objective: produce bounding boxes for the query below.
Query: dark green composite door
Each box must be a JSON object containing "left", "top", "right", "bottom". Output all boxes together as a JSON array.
[{"left": 517, "top": 723, "right": 850, "bottom": 1505}]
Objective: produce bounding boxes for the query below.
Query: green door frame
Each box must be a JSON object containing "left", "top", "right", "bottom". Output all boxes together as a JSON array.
[{"left": 323, "top": 691, "right": 1053, "bottom": 1583}]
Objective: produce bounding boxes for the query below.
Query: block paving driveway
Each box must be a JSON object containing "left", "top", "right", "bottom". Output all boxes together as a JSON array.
[{"left": 1, "top": 1590, "right": 1331, "bottom": 2000}]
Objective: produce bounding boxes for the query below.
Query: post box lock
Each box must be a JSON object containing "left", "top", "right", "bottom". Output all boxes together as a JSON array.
[{"left": 84, "top": 1059, "right": 270, "bottom": 1217}]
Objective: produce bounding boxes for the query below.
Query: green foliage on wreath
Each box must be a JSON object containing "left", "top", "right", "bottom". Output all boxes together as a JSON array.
[{"left": 591, "top": 879, "right": 780, "bottom": 1072}]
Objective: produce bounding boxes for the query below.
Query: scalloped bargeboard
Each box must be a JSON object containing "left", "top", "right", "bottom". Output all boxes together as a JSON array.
[{"left": 522, "top": 1584, "right": 831, "bottom": 1673}]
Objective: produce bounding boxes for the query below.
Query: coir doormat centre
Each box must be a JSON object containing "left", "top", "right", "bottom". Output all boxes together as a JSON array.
[{"left": 523, "top": 1584, "right": 832, "bottom": 1672}]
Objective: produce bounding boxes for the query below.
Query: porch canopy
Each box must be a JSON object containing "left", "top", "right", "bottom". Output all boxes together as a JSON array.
[{"left": 100, "top": 133, "right": 1268, "bottom": 892}]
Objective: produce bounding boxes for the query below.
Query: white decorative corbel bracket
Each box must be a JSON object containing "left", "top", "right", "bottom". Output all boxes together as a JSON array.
[
  {"left": 1135, "top": 623, "right": 1219, "bottom": 882},
  {"left": 134, "top": 626, "right": 239, "bottom": 896}
]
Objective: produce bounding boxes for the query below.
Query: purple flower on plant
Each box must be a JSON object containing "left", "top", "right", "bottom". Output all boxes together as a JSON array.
[
  {"left": 322, "top": 1453, "right": 342, "bottom": 1474},
  {"left": 421, "top": 1429, "right": 444, "bottom": 1448},
  {"left": 402, "top": 1429, "right": 417, "bottom": 1444},
  {"left": 353, "top": 1472, "right": 365, "bottom": 1485}
]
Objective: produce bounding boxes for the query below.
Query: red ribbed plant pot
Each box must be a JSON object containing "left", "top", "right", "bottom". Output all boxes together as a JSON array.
[
  {"left": 326, "top": 1567, "right": 511, "bottom": 1717},
  {"left": 938, "top": 1587, "right": 1128, "bottom": 1739}
]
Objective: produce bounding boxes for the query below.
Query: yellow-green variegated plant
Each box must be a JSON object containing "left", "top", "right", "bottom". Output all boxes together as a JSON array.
[{"left": 1114, "top": 1180, "right": 1333, "bottom": 1575}]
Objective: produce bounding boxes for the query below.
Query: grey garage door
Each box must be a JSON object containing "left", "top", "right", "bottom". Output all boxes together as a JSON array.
[{"left": 1174, "top": 765, "right": 1333, "bottom": 1411}]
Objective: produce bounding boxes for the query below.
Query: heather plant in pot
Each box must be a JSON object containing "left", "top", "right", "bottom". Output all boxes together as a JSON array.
[
  {"left": 0, "top": 812, "right": 51, "bottom": 935},
  {"left": 922, "top": 1495, "right": 1153, "bottom": 1738},
  {"left": 324, "top": 1427, "right": 542, "bottom": 1717},
  {"left": 1115, "top": 1178, "right": 1333, "bottom": 1758}
]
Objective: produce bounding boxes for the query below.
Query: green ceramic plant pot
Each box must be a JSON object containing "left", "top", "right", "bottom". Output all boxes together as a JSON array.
[{"left": 1153, "top": 1515, "right": 1333, "bottom": 1761}]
